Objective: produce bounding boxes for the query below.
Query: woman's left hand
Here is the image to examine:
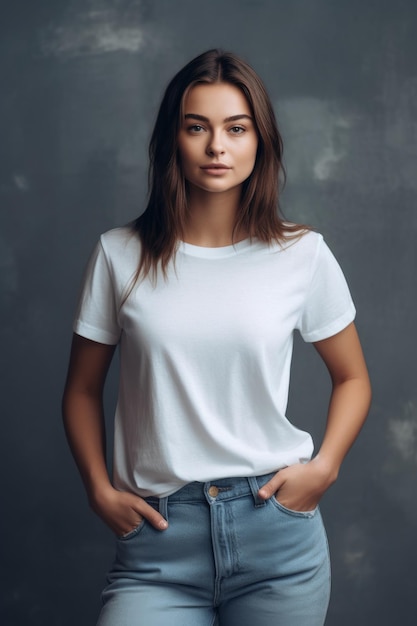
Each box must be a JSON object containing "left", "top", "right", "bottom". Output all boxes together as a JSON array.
[
  {"left": 257, "top": 457, "right": 337, "bottom": 512},
  {"left": 257, "top": 324, "right": 371, "bottom": 512}
]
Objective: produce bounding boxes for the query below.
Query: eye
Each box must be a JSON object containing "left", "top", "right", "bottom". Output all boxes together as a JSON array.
[
  {"left": 187, "top": 124, "right": 205, "bottom": 133},
  {"left": 229, "top": 126, "right": 245, "bottom": 135}
]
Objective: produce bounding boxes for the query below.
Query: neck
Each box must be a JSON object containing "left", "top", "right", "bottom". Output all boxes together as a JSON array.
[{"left": 182, "top": 185, "right": 248, "bottom": 247}]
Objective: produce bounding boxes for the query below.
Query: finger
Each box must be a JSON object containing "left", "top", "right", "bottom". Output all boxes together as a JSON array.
[
  {"left": 135, "top": 499, "right": 168, "bottom": 531},
  {"left": 258, "top": 471, "right": 285, "bottom": 500}
]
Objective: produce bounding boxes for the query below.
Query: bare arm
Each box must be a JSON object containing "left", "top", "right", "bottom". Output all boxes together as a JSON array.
[
  {"left": 62, "top": 334, "right": 168, "bottom": 534},
  {"left": 258, "top": 322, "right": 372, "bottom": 508}
]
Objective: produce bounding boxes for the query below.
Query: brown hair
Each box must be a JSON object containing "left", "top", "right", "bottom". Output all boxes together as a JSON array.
[{"left": 131, "top": 48, "right": 309, "bottom": 283}]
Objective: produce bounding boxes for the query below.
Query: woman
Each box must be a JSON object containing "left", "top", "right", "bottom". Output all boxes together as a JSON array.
[{"left": 63, "top": 49, "right": 371, "bottom": 626}]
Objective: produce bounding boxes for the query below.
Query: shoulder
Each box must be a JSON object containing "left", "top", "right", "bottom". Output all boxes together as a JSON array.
[
  {"left": 99, "top": 225, "right": 142, "bottom": 264},
  {"left": 275, "top": 226, "right": 324, "bottom": 259},
  {"left": 100, "top": 224, "right": 139, "bottom": 249}
]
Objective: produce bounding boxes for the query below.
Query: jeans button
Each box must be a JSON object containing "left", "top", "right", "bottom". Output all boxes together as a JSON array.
[{"left": 208, "top": 486, "right": 219, "bottom": 498}]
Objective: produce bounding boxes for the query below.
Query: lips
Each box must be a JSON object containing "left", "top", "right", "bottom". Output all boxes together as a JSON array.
[
  {"left": 201, "top": 163, "right": 231, "bottom": 170},
  {"left": 200, "top": 163, "right": 231, "bottom": 176}
]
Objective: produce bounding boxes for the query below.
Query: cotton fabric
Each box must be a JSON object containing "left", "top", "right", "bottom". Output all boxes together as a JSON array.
[{"left": 74, "top": 227, "right": 355, "bottom": 497}]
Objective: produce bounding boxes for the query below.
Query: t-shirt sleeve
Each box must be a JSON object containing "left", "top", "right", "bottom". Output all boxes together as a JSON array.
[
  {"left": 73, "top": 238, "right": 121, "bottom": 345},
  {"left": 298, "top": 236, "right": 356, "bottom": 342}
]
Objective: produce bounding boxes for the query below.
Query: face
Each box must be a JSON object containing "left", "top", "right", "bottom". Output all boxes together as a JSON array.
[{"left": 177, "top": 82, "right": 258, "bottom": 196}]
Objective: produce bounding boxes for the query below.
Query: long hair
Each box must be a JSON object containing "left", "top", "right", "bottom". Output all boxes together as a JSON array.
[{"left": 132, "top": 48, "right": 309, "bottom": 282}]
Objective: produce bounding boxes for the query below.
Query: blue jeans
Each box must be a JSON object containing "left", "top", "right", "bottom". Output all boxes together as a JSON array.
[{"left": 97, "top": 473, "right": 331, "bottom": 625}]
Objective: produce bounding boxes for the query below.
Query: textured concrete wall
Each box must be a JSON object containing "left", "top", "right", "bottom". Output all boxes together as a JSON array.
[{"left": 1, "top": 1, "right": 416, "bottom": 624}]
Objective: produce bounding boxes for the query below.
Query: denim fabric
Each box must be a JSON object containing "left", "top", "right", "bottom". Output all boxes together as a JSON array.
[{"left": 97, "top": 473, "right": 331, "bottom": 625}]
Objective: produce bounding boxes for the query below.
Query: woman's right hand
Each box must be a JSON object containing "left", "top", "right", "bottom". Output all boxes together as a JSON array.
[
  {"left": 90, "top": 485, "right": 168, "bottom": 536},
  {"left": 62, "top": 336, "right": 168, "bottom": 537}
]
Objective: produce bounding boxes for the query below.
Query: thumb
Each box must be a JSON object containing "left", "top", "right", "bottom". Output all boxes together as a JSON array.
[
  {"left": 258, "top": 471, "right": 285, "bottom": 500},
  {"left": 131, "top": 495, "right": 169, "bottom": 531}
]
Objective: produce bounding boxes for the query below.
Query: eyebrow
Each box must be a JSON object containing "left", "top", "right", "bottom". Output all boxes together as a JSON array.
[{"left": 184, "top": 113, "right": 253, "bottom": 123}]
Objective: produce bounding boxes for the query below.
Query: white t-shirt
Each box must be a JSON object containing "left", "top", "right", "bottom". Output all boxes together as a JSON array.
[{"left": 74, "top": 226, "right": 356, "bottom": 497}]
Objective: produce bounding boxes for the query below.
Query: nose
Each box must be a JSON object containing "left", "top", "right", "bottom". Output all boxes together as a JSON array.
[{"left": 206, "top": 131, "right": 225, "bottom": 156}]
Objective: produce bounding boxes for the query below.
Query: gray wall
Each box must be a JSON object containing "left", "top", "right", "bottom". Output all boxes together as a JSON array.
[{"left": 1, "top": 1, "right": 416, "bottom": 624}]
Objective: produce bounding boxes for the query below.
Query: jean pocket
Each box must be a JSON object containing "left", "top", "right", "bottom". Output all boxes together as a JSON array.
[
  {"left": 117, "top": 517, "right": 146, "bottom": 541},
  {"left": 270, "top": 495, "right": 318, "bottom": 519}
]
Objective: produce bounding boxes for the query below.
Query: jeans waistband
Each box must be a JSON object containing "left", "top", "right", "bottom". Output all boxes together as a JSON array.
[{"left": 147, "top": 472, "right": 277, "bottom": 517}]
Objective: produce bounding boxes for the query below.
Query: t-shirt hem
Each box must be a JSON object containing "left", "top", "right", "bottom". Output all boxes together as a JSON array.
[
  {"left": 73, "top": 320, "right": 120, "bottom": 345},
  {"left": 301, "top": 303, "right": 356, "bottom": 343},
  {"left": 115, "top": 440, "right": 315, "bottom": 498}
]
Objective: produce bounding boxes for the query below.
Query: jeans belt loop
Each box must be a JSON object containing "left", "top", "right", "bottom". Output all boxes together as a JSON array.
[
  {"left": 158, "top": 496, "right": 169, "bottom": 520},
  {"left": 248, "top": 476, "right": 266, "bottom": 508}
]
